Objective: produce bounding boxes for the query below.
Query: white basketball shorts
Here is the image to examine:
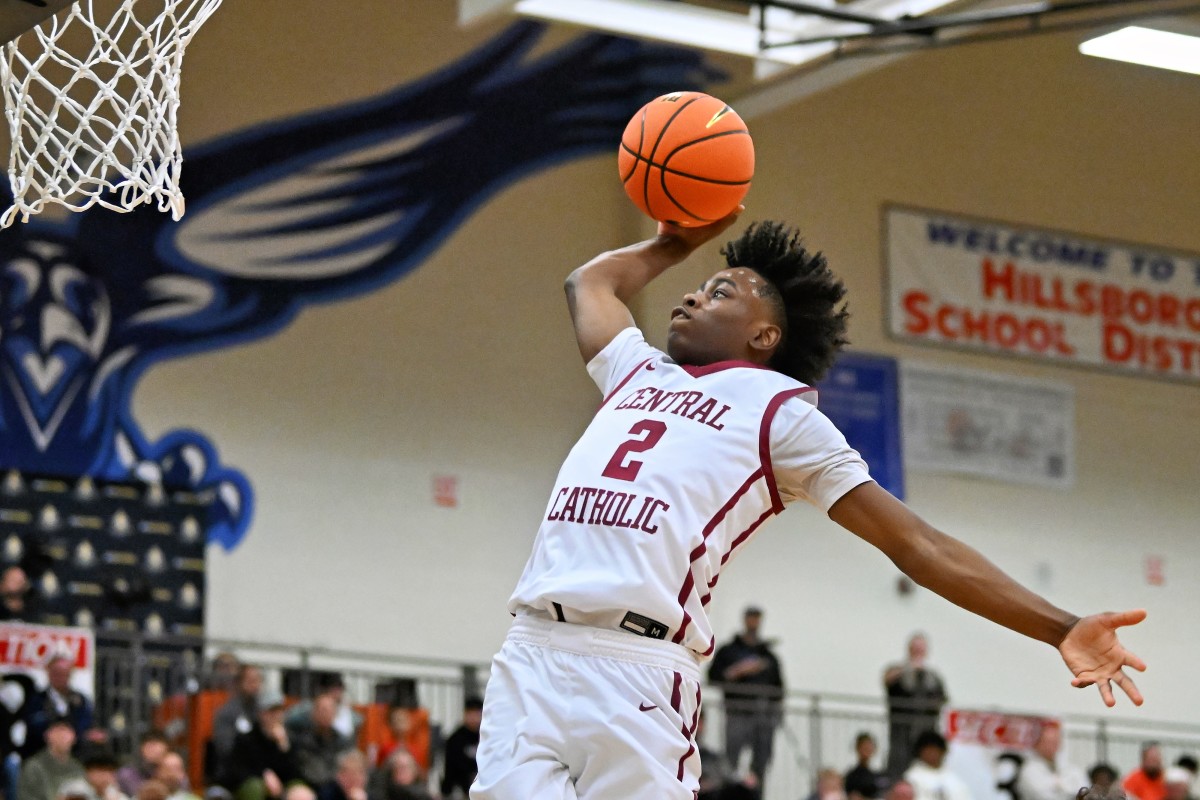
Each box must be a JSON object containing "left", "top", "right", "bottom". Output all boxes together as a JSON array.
[{"left": 471, "top": 615, "right": 704, "bottom": 800}]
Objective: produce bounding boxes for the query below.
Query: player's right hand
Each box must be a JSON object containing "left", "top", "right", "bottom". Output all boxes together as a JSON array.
[
  {"left": 1058, "top": 609, "right": 1147, "bottom": 707},
  {"left": 655, "top": 205, "right": 744, "bottom": 256}
]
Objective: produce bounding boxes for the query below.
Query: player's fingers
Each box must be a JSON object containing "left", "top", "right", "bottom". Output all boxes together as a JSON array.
[
  {"left": 1124, "top": 649, "right": 1148, "bottom": 672},
  {"left": 1097, "top": 679, "right": 1116, "bottom": 708},
  {"left": 1106, "top": 608, "right": 1147, "bottom": 629},
  {"left": 1114, "top": 672, "right": 1144, "bottom": 706},
  {"left": 1071, "top": 675, "right": 1094, "bottom": 689}
]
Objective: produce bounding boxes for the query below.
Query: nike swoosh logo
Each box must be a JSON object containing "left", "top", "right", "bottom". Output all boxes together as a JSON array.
[
  {"left": 639, "top": 702, "right": 658, "bottom": 712},
  {"left": 706, "top": 106, "right": 733, "bottom": 128}
]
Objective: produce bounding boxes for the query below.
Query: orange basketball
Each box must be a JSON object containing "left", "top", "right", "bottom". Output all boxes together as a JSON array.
[{"left": 618, "top": 91, "right": 754, "bottom": 227}]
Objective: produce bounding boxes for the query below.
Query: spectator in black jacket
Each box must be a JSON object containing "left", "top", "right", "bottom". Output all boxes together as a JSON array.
[
  {"left": 289, "top": 695, "right": 349, "bottom": 788},
  {"left": 26, "top": 655, "right": 104, "bottom": 756},
  {"left": 440, "top": 697, "right": 483, "bottom": 798},
  {"left": 845, "top": 732, "right": 888, "bottom": 800},
  {"left": 221, "top": 689, "right": 299, "bottom": 800},
  {"left": 708, "top": 606, "right": 784, "bottom": 786}
]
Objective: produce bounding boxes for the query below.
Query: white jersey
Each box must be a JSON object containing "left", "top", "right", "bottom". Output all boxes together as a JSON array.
[{"left": 508, "top": 327, "right": 871, "bottom": 657}]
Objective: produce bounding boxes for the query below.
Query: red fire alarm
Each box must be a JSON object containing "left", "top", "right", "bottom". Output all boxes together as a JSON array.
[{"left": 433, "top": 475, "right": 458, "bottom": 508}]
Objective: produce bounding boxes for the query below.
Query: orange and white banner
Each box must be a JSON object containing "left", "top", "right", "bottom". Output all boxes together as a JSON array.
[
  {"left": 886, "top": 206, "right": 1200, "bottom": 383},
  {"left": 0, "top": 622, "right": 95, "bottom": 695}
]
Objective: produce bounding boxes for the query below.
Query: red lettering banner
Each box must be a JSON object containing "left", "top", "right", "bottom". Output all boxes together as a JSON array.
[{"left": 886, "top": 206, "right": 1200, "bottom": 383}]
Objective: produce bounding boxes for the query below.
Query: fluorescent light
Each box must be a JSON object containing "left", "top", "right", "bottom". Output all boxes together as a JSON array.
[
  {"left": 1080, "top": 26, "right": 1200, "bottom": 76},
  {"left": 512, "top": 0, "right": 830, "bottom": 65}
]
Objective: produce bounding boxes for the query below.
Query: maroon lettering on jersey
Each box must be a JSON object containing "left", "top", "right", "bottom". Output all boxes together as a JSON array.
[
  {"left": 560, "top": 486, "right": 581, "bottom": 522},
  {"left": 544, "top": 484, "right": 669, "bottom": 534},
  {"left": 546, "top": 487, "right": 569, "bottom": 521},
  {"left": 612, "top": 385, "right": 734, "bottom": 431}
]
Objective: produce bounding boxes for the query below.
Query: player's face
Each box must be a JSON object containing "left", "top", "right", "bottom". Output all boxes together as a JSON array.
[{"left": 667, "top": 268, "right": 776, "bottom": 367}]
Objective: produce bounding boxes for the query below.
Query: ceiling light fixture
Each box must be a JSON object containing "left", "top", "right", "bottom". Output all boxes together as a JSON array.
[{"left": 1079, "top": 25, "right": 1200, "bottom": 76}]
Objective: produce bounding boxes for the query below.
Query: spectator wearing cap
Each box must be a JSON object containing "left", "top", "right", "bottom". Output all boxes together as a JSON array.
[
  {"left": 1125, "top": 743, "right": 1168, "bottom": 800},
  {"left": 116, "top": 731, "right": 170, "bottom": 797},
  {"left": 220, "top": 688, "right": 300, "bottom": 800},
  {"left": 903, "top": 731, "right": 970, "bottom": 800},
  {"left": 18, "top": 717, "right": 86, "bottom": 800},
  {"left": 440, "top": 697, "right": 484, "bottom": 798},
  {"left": 883, "top": 633, "right": 947, "bottom": 779},
  {"left": 708, "top": 606, "right": 785, "bottom": 786},
  {"left": 82, "top": 747, "right": 130, "bottom": 800}
]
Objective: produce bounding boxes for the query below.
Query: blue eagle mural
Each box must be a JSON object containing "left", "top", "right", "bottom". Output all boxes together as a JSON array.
[{"left": 0, "top": 21, "right": 718, "bottom": 551}]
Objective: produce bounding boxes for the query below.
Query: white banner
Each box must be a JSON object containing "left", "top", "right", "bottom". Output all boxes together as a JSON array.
[
  {"left": 901, "top": 362, "right": 1074, "bottom": 488},
  {"left": 944, "top": 710, "right": 1064, "bottom": 800},
  {"left": 0, "top": 622, "right": 96, "bottom": 696},
  {"left": 886, "top": 206, "right": 1200, "bottom": 383}
]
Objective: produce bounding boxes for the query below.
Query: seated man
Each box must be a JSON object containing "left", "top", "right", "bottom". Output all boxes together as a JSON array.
[
  {"left": 18, "top": 718, "right": 85, "bottom": 800},
  {"left": 315, "top": 751, "right": 367, "bottom": 800},
  {"left": 156, "top": 751, "right": 201, "bottom": 800},
  {"left": 220, "top": 689, "right": 299, "bottom": 800},
  {"left": 117, "top": 731, "right": 170, "bottom": 797}
]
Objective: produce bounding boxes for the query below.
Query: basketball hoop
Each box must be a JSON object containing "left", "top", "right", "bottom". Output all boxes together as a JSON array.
[{"left": 0, "top": 0, "right": 223, "bottom": 227}]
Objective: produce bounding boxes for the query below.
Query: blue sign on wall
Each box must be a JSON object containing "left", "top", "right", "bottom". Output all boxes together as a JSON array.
[{"left": 815, "top": 352, "right": 905, "bottom": 499}]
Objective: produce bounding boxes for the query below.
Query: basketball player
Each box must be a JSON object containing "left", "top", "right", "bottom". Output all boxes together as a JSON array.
[{"left": 471, "top": 211, "right": 1146, "bottom": 800}]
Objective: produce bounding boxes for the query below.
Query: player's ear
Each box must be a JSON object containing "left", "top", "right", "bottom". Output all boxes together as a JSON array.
[{"left": 749, "top": 322, "right": 782, "bottom": 356}]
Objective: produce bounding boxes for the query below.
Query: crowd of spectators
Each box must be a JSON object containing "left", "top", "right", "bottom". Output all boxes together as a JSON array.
[
  {"left": 699, "top": 610, "right": 1198, "bottom": 800},
  {"left": 2, "top": 652, "right": 484, "bottom": 800},
  {"left": 770, "top": 730, "right": 1200, "bottom": 800},
  {"left": 4, "top": 614, "right": 1199, "bottom": 800}
]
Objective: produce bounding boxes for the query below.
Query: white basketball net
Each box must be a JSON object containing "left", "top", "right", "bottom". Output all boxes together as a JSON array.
[{"left": 0, "top": 0, "right": 223, "bottom": 227}]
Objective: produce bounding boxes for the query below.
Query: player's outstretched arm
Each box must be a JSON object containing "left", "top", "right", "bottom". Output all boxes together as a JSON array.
[
  {"left": 565, "top": 209, "right": 742, "bottom": 363},
  {"left": 828, "top": 481, "right": 1147, "bottom": 707}
]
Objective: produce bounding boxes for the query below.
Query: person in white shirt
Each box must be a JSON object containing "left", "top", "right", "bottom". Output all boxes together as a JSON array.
[
  {"left": 473, "top": 211, "right": 1148, "bottom": 800},
  {"left": 904, "top": 732, "right": 971, "bottom": 800},
  {"left": 1017, "top": 725, "right": 1087, "bottom": 800}
]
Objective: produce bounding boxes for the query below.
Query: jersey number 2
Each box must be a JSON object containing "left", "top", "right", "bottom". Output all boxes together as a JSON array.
[{"left": 602, "top": 420, "right": 667, "bottom": 482}]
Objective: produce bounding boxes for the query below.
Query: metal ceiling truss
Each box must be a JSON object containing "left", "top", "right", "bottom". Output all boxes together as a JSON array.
[
  {"left": 459, "top": 0, "right": 1198, "bottom": 112},
  {"left": 743, "top": 0, "right": 1200, "bottom": 53}
]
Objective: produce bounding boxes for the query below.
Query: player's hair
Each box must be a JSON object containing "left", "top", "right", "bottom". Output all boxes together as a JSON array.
[{"left": 721, "top": 221, "right": 849, "bottom": 384}]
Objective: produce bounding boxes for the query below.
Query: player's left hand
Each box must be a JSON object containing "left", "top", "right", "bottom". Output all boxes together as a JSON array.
[{"left": 1058, "top": 609, "right": 1147, "bottom": 707}]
